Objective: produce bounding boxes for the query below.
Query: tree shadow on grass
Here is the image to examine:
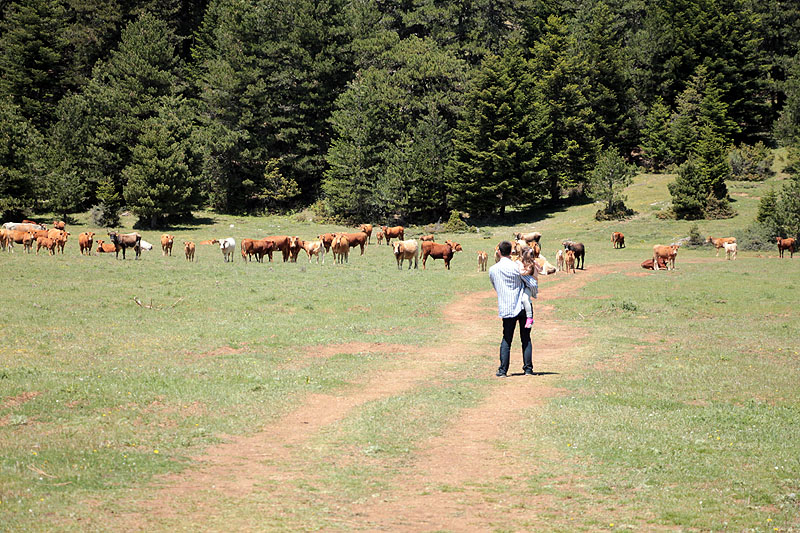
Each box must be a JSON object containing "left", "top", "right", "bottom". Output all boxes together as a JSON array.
[{"left": 471, "top": 196, "right": 595, "bottom": 228}]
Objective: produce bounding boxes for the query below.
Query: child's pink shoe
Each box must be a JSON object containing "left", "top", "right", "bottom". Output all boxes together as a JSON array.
[{"left": 525, "top": 317, "right": 534, "bottom": 328}]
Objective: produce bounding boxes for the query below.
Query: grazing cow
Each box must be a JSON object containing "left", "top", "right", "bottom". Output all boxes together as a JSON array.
[
  {"left": 53, "top": 220, "right": 66, "bottom": 230},
  {"left": 513, "top": 231, "right": 542, "bottom": 244},
  {"left": 653, "top": 244, "right": 679, "bottom": 270},
  {"left": 477, "top": 251, "right": 488, "bottom": 272},
  {"left": 421, "top": 240, "right": 462, "bottom": 270},
  {"left": 36, "top": 236, "right": 56, "bottom": 255},
  {"left": 376, "top": 231, "right": 384, "bottom": 245},
  {"left": 108, "top": 231, "right": 142, "bottom": 259},
  {"left": 161, "top": 234, "right": 175, "bottom": 256},
  {"left": 3, "top": 222, "right": 46, "bottom": 232},
  {"left": 612, "top": 232, "right": 625, "bottom": 248},
  {"left": 641, "top": 257, "right": 668, "bottom": 270},
  {"left": 184, "top": 241, "right": 195, "bottom": 261},
  {"left": 339, "top": 232, "right": 368, "bottom": 255},
  {"left": 562, "top": 240, "right": 585, "bottom": 269},
  {"left": 263, "top": 235, "right": 291, "bottom": 262},
  {"left": 723, "top": 241, "right": 737, "bottom": 260},
  {"left": 358, "top": 224, "right": 373, "bottom": 244},
  {"left": 707, "top": 236, "right": 737, "bottom": 257},
  {"left": 302, "top": 240, "right": 326, "bottom": 264},
  {"left": 777, "top": 237, "right": 796, "bottom": 258},
  {"left": 420, "top": 234, "right": 435, "bottom": 242},
  {"left": 564, "top": 250, "right": 576, "bottom": 273},
  {"left": 78, "top": 232, "right": 95, "bottom": 255},
  {"left": 555, "top": 249, "right": 565, "bottom": 272},
  {"left": 95, "top": 240, "right": 117, "bottom": 254},
  {"left": 288, "top": 236, "right": 305, "bottom": 262},
  {"left": 381, "top": 225, "right": 404, "bottom": 245},
  {"left": 318, "top": 233, "right": 336, "bottom": 253},
  {"left": 332, "top": 234, "right": 350, "bottom": 264},
  {"left": 219, "top": 237, "right": 236, "bottom": 262},
  {"left": 392, "top": 239, "right": 419, "bottom": 269}
]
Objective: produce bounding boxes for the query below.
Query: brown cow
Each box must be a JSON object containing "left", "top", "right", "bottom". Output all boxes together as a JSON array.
[
  {"left": 513, "top": 231, "right": 542, "bottom": 244},
  {"left": 612, "top": 232, "right": 625, "bottom": 249},
  {"left": 108, "top": 231, "right": 142, "bottom": 259},
  {"left": 184, "top": 241, "right": 196, "bottom": 261},
  {"left": 161, "top": 234, "right": 175, "bottom": 256},
  {"left": 653, "top": 244, "right": 679, "bottom": 270},
  {"left": 332, "top": 234, "right": 349, "bottom": 264},
  {"left": 7, "top": 230, "right": 35, "bottom": 252},
  {"left": 318, "top": 233, "right": 336, "bottom": 253},
  {"left": 0, "top": 228, "right": 10, "bottom": 251},
  {"left": 36, "top": 236, "right": 56, "bottom": 255},
  {"left": 420, "top": 234, "right": 435, "bottom": 242},
  {"left": 242, "top": 238, "right": 276, "bottom": 263},
  {"left": 49, "top": 230, "right": 69, "bottom": 254},
  {"left": 78, "top": 232, "right": 95, "bottom": 255},
  {"left": 52, "top": 220, "right": 66, "bottom": 230},
  {"left": 381, "top": 225, "right": 404, "bottom": 246},
  {"left": 421, "top": 240, "right": 462, "bottom": 270},
  {"left": 564, "top": 249, "right": 576, "bottom": 274},
  {"left": 32, "top": 229, "right": 49, "bottom": 241},
  {"left": 263, "top": 235, "right": 291, "bottom": 262},
  {"left": 392, "top": 239, "right": 419, "bottom": 269},
  {"left": 358, "top": 224, "right": 373, "bottom": 244},
  {"left": 376, "top": 231, "right": 384, "bottom": 245},
  {"left": 706, "top": 236, "right": 736, "bottom": 257},
  {"left": 777, "top": 237, "right": 796, "bottom": 258},
  {"left": 477, "top": 251, "right": 488, "bottom": 272},
  {"left": 95, "top": 240, "right": 117, "bottom": 254},
  {"left": 641, "top": 257, "right": 668, "bottom": 270},
  {"left": 339, "top": 232, "right": 368, "bottom": 255},
  {"left": 288, "top": 236, "right": 305, "bottom": 262}
]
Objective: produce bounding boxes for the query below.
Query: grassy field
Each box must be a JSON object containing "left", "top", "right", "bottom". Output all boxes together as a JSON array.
[{"left": 1, "top": 161, "right": 799, "bottom": 531}]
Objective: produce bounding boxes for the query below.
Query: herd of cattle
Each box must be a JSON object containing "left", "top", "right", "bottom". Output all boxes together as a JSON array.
[{"left": 1, "top": 220, "right": 797, "bottom": 274}]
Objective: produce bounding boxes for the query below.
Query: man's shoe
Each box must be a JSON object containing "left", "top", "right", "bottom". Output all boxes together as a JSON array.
[
  {"left": 524, "top": 370, "right": 534, "bottom": 375},
  {"left": 496, "top": 371, "right": 507, "bottom": 378}
]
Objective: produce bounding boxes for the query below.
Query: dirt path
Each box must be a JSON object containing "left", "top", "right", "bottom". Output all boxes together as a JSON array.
[{"left": 107, "top": 262, "right": 638, "bottom": 531}]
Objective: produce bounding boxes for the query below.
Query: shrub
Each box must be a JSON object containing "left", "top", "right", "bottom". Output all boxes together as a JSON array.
[
  {"left": 728, "top": 142, "right": 775, "bottom": 181},
  {"left": 595, "top": 200, "right": 636, "bottom": 221},
  {"left": 89, "top": 203, "right": 120, "bottom": 227},
  {"left": 735, "top": 223, "right": 779, "bottom": 251},
  {"left": 687, "top": 224, "right": 705, "bottom": 247},
  {"left": 442, "top": 210, "right": 470, "bottom": 233}
]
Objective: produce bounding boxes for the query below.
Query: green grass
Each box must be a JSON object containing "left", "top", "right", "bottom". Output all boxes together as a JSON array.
[{"left": 2, "top": 160, "right": 800, "bottom": 530}]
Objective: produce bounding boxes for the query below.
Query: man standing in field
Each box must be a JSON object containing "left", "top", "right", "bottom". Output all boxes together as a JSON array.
[{"left": 489, "top": 241, "right": 537, "bottom": 378}]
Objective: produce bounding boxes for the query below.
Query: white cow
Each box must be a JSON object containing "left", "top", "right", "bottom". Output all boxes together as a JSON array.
[
  {"left": 392, "top": 239, "right": 419, "bottom": 269},
  {"left": 220, "top": 237, "right": 236, "bottom": 262},
  {"left": 723, "top": 241, "right": 737, "bottom": 260}
]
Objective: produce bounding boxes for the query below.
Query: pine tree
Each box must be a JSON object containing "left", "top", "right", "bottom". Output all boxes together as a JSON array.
[
  {"left": 640, "top": 96, "right": 672, "bottom": 169},
  {"left": 0, "top": 97, "right": 45, "bottom": 219},
  {"left": 448, "top": 44, "right": 545, "bottom": 217},
  {"left": 588, "top": 147, "right": 636, "bottom": 215},
  {"left": 123, "top": 99, "right": 199, "bottom": 228},
  {"left": 668, "top": 160, "right": 705, "bottom": 220}
]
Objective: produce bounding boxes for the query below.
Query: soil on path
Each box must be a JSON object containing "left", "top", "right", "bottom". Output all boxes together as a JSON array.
[{"left": 105, "top": 262, "right": 639, "bottom": 531}]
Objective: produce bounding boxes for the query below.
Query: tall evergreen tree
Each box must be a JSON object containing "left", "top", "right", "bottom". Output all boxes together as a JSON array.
[
  {"left": 0, "top": 97, "right": 45, "bottom": 219},
  {"left": 640, "top": 96, "right": 672, "bottom": 168},
  {"left": 448, "top": 45, "right": 545, "bottom": 216}
]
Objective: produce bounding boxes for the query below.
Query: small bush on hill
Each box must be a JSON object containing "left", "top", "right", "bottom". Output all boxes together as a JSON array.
[
  {"left": 442, "top": 210, "right": 470, "bottom": 233},
  {"left": 735, "top": 223, "right": 779, "bottom": 251},
  {"left": 595, "top": 200, "right": 636, "bottom": 221},
  {"left": 728, "top": 142, "right": 775, "bottom": 181},
  {"left": 686, "top": 224, "right": 705, "bottom": 247}
]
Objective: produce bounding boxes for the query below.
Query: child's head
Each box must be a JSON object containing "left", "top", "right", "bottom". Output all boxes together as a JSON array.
[{"left": 521, "top": 246, "right": 536, "bottom": 265}]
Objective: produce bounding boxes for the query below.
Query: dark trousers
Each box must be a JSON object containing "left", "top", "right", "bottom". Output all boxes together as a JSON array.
[{"left": 499, "top": 310, "right": 532, "bottom": 375}]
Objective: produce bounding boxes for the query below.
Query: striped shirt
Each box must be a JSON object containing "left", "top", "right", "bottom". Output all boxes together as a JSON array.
[{"left": 489, "top": 256, "right": 538, "bottom": 318}]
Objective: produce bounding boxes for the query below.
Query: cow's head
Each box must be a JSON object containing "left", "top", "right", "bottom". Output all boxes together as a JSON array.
[{"left": 392, "top": 241, "right": 402, "bottom": 255}]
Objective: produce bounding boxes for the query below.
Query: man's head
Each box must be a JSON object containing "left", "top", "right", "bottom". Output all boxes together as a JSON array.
[{"left": 498, "top": 240, "right": 512, "bottom": 257}]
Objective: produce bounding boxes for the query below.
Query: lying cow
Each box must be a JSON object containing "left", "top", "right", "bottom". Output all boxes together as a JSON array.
[
  {"left": 381, "top": 225, "right": 404, "bottom": 246},
  {"left": 421, "top": 240, "right": 462, "bottom": 270},
  {"left": 641, "top": 257, "right": 668, "bottom": 270},
  {"left": 78, "top": 232, "right": 95, "bottom": 255},
  {"left": 777, "top": 237, "right": 796, "bottom": 258},
  {"left": 95, "top": 240, "right": 117, "bottom": 254},
  {"left": 392, "top": 239, "right": 419, "bottom": 269},
  {"left": 612, "top": 232, "right": 625, "bottom": 248},
  {"left": 653, "top": 244, "right": 679, "bottom": 270},
  {"left": 108, "top": 231, "right": 142, "bottom": 259},
  {"left": 535, "top": 255, "right": 557, "bottom": 276},
  {"left": 184, "top": 241, "right": 195, "bottom": 261},
  {"left": 420, "top": 234, "right": 435, "bottom": 242},
  {"left": 707, "top": 236, "right": 736, "bottom": 257}
]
